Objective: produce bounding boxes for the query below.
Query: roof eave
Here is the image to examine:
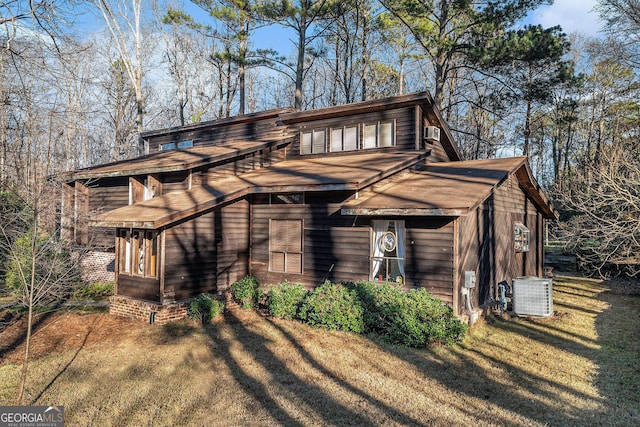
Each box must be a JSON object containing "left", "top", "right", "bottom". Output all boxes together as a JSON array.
[
  {"left": 514, "top": 162, "right": 559, "bottom": 220},
  {"left": 140, "top": 108, "right": 293, "bottom": 139},
  {"left": 279, "top": 92, "right": 434, "bottom": 124},
  {"left": 341, "top": 208, "right": 469, "bottom": 217},
  {"left": 57, "top": 139, "right": 292, "bottom": 182}
]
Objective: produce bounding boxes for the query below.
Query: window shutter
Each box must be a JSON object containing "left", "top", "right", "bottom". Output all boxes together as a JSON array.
[
  {"left": 286, "top": 253, "right": 302, "bottom": 274},
  {"left": 270, "top": 219, "right": 303, "bottom": 273},
  {"left": 271, "top": 252, "right": 285, "bottom": 272}
]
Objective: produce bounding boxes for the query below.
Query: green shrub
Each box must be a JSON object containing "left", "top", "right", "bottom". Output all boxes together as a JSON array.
[
  {"left": 5, "top": 228, "right": 81, "bottom": 304},
  {"left": 73, "top": 281, "right": 114, "bottom": 299},
  {"left": 230, "top": 276, "right": 260, "bottom": 309},
  {"left": 187, "top": 293, "right": 224, "bottom": 324},
  {"left": 267, "top": 281, "right": 308, "bottom": 320},
  {"left": 346, "top": 281, "right": 467, "bottom": 347},
  {"left": 299, "top": 282, "right": 364, "bottom": 333}
]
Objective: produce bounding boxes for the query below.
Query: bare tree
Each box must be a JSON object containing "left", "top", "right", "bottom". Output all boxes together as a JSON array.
[
  {"left": 91, "top": 0, "right": 149, "bottom": 155},
  {"left": 557, "top": 145, "right": 640, "bottom": 278},
  {"left": 1, "top": 184, "right": 83, "bottom": 403}
]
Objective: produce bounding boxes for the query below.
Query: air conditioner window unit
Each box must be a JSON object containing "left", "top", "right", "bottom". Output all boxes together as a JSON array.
[
  {"left": 424, "top": 126, "right": 440, "bottom": 143},
  {"left": 512, "top": 276, "right": 553, "bottom": 317}
]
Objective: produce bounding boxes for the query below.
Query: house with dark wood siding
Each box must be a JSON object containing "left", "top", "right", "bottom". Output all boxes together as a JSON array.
[{"left": 57, "top": 92, "right": 557, "bottom": 323}]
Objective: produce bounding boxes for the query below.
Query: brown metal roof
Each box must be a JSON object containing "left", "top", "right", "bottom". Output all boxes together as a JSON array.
[
  {"left": 91, "top": 151, "right": 427, "bottom": 229},
  {"left": 58, "top": 140, "right": 287, "bottom": 181},
  {"left": 140, "top": 107, "right": 294, "bottom": 139},
  {"left": 341, "top": 157, "right": 558, "bottom": 219}
]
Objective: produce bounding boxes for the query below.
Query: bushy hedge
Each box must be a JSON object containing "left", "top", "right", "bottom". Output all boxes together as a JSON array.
[
  {"left": 231, "top": 276, "right": 467, "bottom": 347},
  {"left": 266, "top": 281, "right": 308, "bottom": 320},
  {"left": 187, "top": 293, "right": 224, "bottom": 324},
  {"left": 230, "top": 276, "right": 260, "bottom": 309},
  {"left": 299, "top": 282, "right": 364, "bottom": 333},
  {"left": 346, "top": 281, "right": 467, "bottom": 346}
]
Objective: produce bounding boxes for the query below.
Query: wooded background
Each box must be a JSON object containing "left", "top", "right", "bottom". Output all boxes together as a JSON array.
[{"left": 1, "top": 0, "right": 639, "bottom": 278}]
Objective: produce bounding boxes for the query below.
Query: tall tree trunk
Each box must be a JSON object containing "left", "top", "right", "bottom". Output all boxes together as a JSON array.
[
  {"left": 523, "top": 65, "right": 534, "bottom": 157},
  {"left": 360, "top": 3, "right": 368, "bottom": 102},
  {"left": 294, "top": 15, "right": 307, "bottom": 110},
  {"left": 238, "top": 21, "right": 248, "bottom": 115}
]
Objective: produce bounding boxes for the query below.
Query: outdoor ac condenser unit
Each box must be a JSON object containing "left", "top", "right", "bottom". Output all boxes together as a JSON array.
[
  {"left": 512, "top": 276, "right": 553, "bottom": 317},
  {"left": 424, "top": 126, "right": 440, "bottom": 143}
]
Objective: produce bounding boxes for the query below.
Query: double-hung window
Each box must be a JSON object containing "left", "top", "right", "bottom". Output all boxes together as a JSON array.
[
  {"left": 301, "top": 129, "right": 326, "bottom": 154},
  {"left": 363, "top": 121, "right": 395, "bottom": 149},
  {"left": 371, "top": 220, "right": 405, "bottom": 283},
  {"left": 269, "top": 219, "right": 303, "bottom": 274},
  {"left": 118, "top": 229, "right": 158, "bottom": 278},
  {"left": 330, "top": 126, "right": 358, "bottom": 152}
]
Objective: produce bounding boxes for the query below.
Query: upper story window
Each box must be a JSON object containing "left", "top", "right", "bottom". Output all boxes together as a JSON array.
[
  {"left": 363, "top": 121, "right": 395, "bottom": 149},
  {"left": 130, "top": 176, "right": 161, "bottom": 204},
  {"left": 300, "top": 121, "right": 395, "bottom": 155},
  {"left": 330, "top": 126, "right": 358, "bottom": 152},
  {"left": 160, "top": 140, "right": 193, "bottom": 151},
  {"left": 301, "top": 129, "right": 326, "bottom": 155}
]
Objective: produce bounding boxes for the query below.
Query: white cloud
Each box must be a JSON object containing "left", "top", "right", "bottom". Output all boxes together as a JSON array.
[{"left": 530, "top": 0, "right": 603, "bottom": 36}]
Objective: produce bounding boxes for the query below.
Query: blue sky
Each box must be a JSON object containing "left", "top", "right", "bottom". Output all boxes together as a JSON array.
[
  {"left": 174, "top": 0, "right": 604, "bottom": 55},
  {"left": 528, "top": 0, "right": 602, "bottom": 36}
]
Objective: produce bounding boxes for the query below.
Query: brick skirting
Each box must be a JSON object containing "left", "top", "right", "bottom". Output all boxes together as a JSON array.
[{"left": 110, "top": 296, "right": 188, "bottom": 324}]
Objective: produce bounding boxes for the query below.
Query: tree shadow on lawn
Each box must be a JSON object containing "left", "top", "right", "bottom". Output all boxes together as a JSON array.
[
  {"left": 0, "top": 308, "right": 59, "bottom": 360},
  {"left": 203, "top": 308, "right": 379, "bottom": 426},
  {"left": 386, "top": 275, "right": 639, "bottom": 426},
  {"left": 593, "top": 286, "right": 640, "bottom": 422}
]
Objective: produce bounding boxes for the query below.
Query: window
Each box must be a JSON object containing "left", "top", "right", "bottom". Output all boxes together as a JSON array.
[
  {"left": 330, "top": 126, "right": 358, "bottom": 152},
  {"left": 118, "top": 229, "right": 158, "bottom": 278},
  {"left": 130, "top": 176, "right": 160, "bottom": 204},
  {"left": 514, "top": 223, "right": 530, "bottom": 252},
  {"left": 270, "top": 193, "right": 304, "bottom": 204},
  {"left": 363, "top": 121, "right": 395, "bottom": 149},
  {"left": 371, "top": 220, "right": 405, "bottom": 283},
  {"left": 300, "top": 129, "right": 326, "bottom": 154},
  {"left": 269, "top": 219, "right": 303, "bottom": 274},
  {"left": 160, "top": 140, "right": 193, "bottom": 151}
]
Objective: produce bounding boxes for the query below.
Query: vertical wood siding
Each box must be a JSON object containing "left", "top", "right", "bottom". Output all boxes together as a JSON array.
[
  {"left": 162, "top": 200, "right": 249, "bottom": 301},
  {"left": 457, "top": 175, "right": 543, "bottom": 313},
  {"left": 404, "top": 218, "right": 455, "bottom": 305}
]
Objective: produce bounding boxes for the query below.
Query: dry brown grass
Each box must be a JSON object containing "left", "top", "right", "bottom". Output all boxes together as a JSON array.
[{"left": 1, "top": 273, "right": 639, "bottom": 426}]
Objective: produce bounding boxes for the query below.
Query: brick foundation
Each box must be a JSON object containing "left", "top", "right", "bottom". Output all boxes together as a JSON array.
[
  {"left": 110, "top": 296, "right": 189, "bottom": 324},
  {"left": 80, "top": 250, "right": 116, "bottom": 283}
]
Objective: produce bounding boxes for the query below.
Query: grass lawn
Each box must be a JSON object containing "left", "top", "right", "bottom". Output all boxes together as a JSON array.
[{"left": 0, "top": 274, "right": 638, "bottom": 426}]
